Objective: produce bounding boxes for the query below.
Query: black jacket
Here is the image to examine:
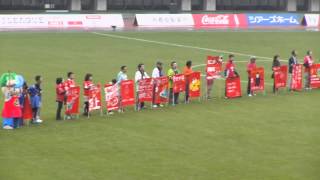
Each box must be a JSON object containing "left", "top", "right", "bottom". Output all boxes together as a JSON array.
[{"left": 288, "top": 56, "right": 298, "bottom": 74}]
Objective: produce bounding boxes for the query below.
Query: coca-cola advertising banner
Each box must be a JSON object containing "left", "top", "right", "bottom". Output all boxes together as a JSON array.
[{"left": 193, "top": 14, "right": 248, "bottom": 28}]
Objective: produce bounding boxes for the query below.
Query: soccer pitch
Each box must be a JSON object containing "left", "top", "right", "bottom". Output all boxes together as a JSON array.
[{"left": 0, "top": 30, "right": 320, "bottom": 180}]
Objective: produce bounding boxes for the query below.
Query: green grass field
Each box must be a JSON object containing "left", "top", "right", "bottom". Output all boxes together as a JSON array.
[{"left": 0, "top": 30, "right": 320, "bottom": 180}]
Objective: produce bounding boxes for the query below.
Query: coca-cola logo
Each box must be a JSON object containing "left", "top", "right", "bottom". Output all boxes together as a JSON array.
[{"left": 201, "top": 15, "right": 229, "bottom": 25}]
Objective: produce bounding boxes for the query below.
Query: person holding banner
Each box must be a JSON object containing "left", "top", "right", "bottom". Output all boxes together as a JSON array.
[
  {"left": 64, "top": 72, "right": 76, "bottom": 119},
  {"left": 206, "top": 56, "right": 223, "bottom": 100},
  {"left": 247, "top": 57, "right": 257, "bottom": 96},
  {"left": 152, "top": 61, "right": 164, "bottom": 108},
  {"left": 168, "top": 61, "right": 180, "bottom": 105},
  {"left": 28, "top": 75, "right": 43, "bottom": 124},
  {"left": 83, "top": 73, "right": 94, "bottom": 116},
  {"left": 55, "top": 77, "right": 65, "bottom": 120},
  {"left": 288, "top": 50, "right": 298, "bottom": 91},
  {"left": 224, "top": 55, "right": 239, "bottom": 97},
  {"left": 117, "top": 66, "right": 128, "bottom": 84},
  {"left": 135, "top": 63, "right": 150, "bottom": 110},
  {"left": 272, "top": 55, "right": 281, "bottom": 93},
  {"left": 183, "top": 60, "right": 193, "bottom": 103},
  {"left": 303, "top": 50, "right": 314, "bottom": 90}
]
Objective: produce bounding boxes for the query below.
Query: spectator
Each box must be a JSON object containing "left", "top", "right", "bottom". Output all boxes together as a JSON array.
[
  {"left": 272, "top": 55, "right": 281, "bottom": 93},
  {"left": 183, "top": 60, "right": 193, "bottom": 103},
  {"left": 135, "top": 63, "right": 149, "bottom": 110},
  {"left": 152, "top": 61, "right": 164, "bottom": 108},
  {"left": 288, "top": 50, "right": 298, "bottom": 91},
  {"left": 83, "top": 73, "right": 94, "bottom": 116},
  {"left": 247, "top": 56, "right": 257, "bottom": 96},
  {"left": 303, "top": 50, "right": 313, "bottom": 90},
  {"left": 28, "top": 75, "right": 43, "bottom": 124},
  {"left": 168, "top": 61, "right": 180, "bottom": 105},
  {"left": 55, "top": 77, "right": 65, "bottom": 120}
]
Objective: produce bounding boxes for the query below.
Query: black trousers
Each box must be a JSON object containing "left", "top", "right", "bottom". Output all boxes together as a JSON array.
[
  {"left": 247, "top": 77, "right": 251, "bottom": 95},
  {"left": 84, "top": 101, "right": 89, "bottom": 115},
  {"left": 169, "top": 88, "right": 179, "bottom": 105},
  {"left": 56, "top": 101, "right": 63, "bottom": 120},
  {"left": 185, "top": 82, "right": 190, "bottom": 102}
]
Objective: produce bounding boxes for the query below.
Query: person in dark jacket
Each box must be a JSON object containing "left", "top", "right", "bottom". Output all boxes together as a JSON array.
[
  {"left": 272, "top": 55, "right": 281, "bottom": 93},
  {"left": 288, "top": 50, "right": 298, "bottom": 91}
]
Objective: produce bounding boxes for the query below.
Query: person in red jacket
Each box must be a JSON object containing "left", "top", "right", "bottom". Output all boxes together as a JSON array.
[
  {"left": 224, "top": 54, "right": 239, "bottom": 97},
  {"left": 247, "top": 56, "right": 257, "bottom": 96},
  {"left": 83, "top": 73, "right": 94, "bottom": 116},
  {"left": 224, "top": 54, "right": 239, "bottom": 79},
  {"left": 64, "top": 72, "right": 76, "bottom": 119},
  {"left": 55, "top": 77, "right": 65, "bottom": 120},
  {"left": 303, "top": 50, "right": 313, "bottom": 90}
]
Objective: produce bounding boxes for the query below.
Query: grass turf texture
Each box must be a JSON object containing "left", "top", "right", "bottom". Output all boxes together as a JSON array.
[{"left": 0, "top": 31, "right": 319, "bottom": 180}]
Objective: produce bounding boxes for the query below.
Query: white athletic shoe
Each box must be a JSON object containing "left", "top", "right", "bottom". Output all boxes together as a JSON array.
[
  {"left": 248, "top": 94, "right": 252, "bottom": 97},
  {"left": 159, "top": 104, "right": 164, "bottom": 107},
  {"left": 3, "top": 125, "right": 13, "bottom": 130},
  {"left": 34, "top": 119, "right": 43, "bottom": 123},
  {"left": 152, "top": 105, "right": 158, "bottom": 108}
]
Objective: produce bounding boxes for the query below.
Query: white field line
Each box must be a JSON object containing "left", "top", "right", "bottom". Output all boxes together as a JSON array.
[{"left": 93, "top": 32, "right": 279, "bottom": 86}]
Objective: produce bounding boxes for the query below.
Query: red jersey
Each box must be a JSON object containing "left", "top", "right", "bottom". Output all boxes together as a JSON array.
[
  {"left": 304, "top": 55, "right": 313, "bottom": 73},
  {"left": 56, "top": 83, "right": 65, "bottom": 102},
  {"left": 247, "top": 62, "right": 257, "bottom": 76},
  {"left": 83, "top": 81, "right": 94, "bottom": 96},
  {"left": 225, "top": 60, "right": 237, "bottom": 78},
  {"left": 64, "top": 79, "right": 76, "bottom": 92}
]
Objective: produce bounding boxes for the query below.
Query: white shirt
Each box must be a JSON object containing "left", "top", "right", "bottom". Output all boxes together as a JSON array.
[
  {"left": 152, "top": 67, "right": 162, "bottom": 78},
  {"left": 135, "top": 71, "right": 149, "bottom": 83}
]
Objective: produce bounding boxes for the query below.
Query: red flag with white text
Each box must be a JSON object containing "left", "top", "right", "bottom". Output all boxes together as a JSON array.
[
  {"left": 291, "top": 64, "right": 303, "bottom": 91},
  {"left": 104, "top": 84, "right": 120, "bottom": 111},
  {"left": 89, "top": 84, "right": 102, "bottom": 112},
  {"left": 173, "top": 74, "right": 186, "bottom": 93},
  {"left": 273, "top": 65, "right": 288, "bottom": 89},
  {"left": 226, "top": 77, "right": 242, "bottom": 98},
  {"left": 154, "top": 76, "right": 169, "bottom": 104},
  {"left": 206, "top": 56, "right": 222, "bottom": 80},
  {"left": 65, "top": 86, "right": 80, "bottom": 115},
  {"left": 138, "top": 78, "right": 154, "bottom": 102},
  {"left": 120, "top": 80, "right": 135, "bottom": 107},
  {"left": 310, "top": 64, "right": 320, "bottom": 89}
]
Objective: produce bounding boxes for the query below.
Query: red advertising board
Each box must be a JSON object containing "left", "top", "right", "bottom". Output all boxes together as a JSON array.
[
  {"left": 193, "top": 14, "right": 248, "bottom": 28},
  {"left": 273, "top": 65, "right": 288, "bottom": 89},
  {"left": 291, "top": 64, "right": 303, "bottom": 91},
  {"left": 154, "top": 76, "right": 169, "bottom": 104},
  {"left": 310, "top": 64, "right": 320, "bottom": 89},
  {"left": 138, "top": 78, "right": 154, "bottom": 102},
  {"left": 206, "top": 56, "right": 222, "bottom": 80},
  {"left": 173, "top": 74, "right": 186, "bottom": 93},
  {"left": 65, "top": 86, "right": 80, "bottom": 115},
  {"left": 104, "top": 84, "right": 120, "bottom": 111},
  {"left": 250, "top": 67, "right": 265, "bottom": 92},
  {"left": 189, "top": 72, "right": 201, "bottom": 98},
  {"left": 89, "top": 84, "right": 102, "bottom": 112},
  {"left": 226, "top": 77, "right": 242, "bottom": 98},
  {"left": 120, "top": 80, "right": 135, "bottom": 107}
]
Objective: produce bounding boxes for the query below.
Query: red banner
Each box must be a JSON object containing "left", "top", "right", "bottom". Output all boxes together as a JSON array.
[
  {"left": 154, "top": 76, "right": 169, "bottom": 104},
  {"left": 273, "top": 65, "right": 288, "bottom": 89},
  {"left": 120, "top": 80, "right": 135, "bottom": 107},
  {"left": 65, "top": 86, "right": 80, "bottom": 115},
  {"left": 89, "top": 84, "right": 102, "bottom": 112},
  {"left": 138, "top": 78, "right": 154, "bottom": 102},
  {"left": 226, "top": 77, "right": 242, "bottom": 98},
  {"left": 104, "top": 84, "right": 120, "bottom": 111},
  {"left": 310, "top": 64, "right": 320, "bottom": 89},
  {"left": 291, "top": 64, "right": 303, "bottom": 91},
  {"left": 193, "top": 14, "right": 248, "bottom": 28},
  {"left": 189, "top": 72, "right": 201, "bottom": 98},
  {"left": 173, "top": 74, "right": 186, "bottom": 93},
  {"left": 206, "top": 56, "right": 222, "bottom": 80},
  {"left": 250, "top": 67, "right": 265, "bottom": 92}
]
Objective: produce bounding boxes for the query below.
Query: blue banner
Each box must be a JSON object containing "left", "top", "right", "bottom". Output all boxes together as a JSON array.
[{"left": 247, "top": 13, "right": 302, "bottom": 26}]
